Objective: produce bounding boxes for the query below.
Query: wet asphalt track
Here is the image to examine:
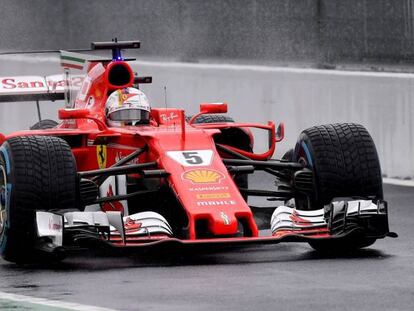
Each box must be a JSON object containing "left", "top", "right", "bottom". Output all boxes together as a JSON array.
[{"left": 0, "top": 174, "right": 413, "bottom": 311}]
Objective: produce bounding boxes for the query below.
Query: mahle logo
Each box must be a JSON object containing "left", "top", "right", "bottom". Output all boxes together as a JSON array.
[{"left": 196, "top": 200, "right": 236, "bottom": 207}]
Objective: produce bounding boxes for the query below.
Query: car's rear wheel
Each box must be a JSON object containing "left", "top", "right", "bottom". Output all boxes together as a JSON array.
[
  {"left": 191, "top": 114, "right": 234, "bottom": 124},
  {"left": 30, "top": 119, "right": 59, "bottom": 130},
  {"left": 0, "top": 136, "right": 77, "bottom": 263},
  {"left": 292, "top": 123, "right": 383, "bottom": 251}
]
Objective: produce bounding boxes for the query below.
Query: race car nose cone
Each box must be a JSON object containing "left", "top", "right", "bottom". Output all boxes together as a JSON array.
[{"left": 209, "top": 211, "right": 239, "bottom": 235}]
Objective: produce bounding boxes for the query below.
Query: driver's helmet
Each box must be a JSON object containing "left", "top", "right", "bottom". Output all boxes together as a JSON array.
[{"left": 105, "top": 88, "right": 151, "bottom": 127}]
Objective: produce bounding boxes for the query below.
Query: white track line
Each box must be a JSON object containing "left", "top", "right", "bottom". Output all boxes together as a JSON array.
[
  {"left": 383, "top": 178, "right": 414, "bottom": 187},
  {"left": 0, "top": 291, "right": 116, "bottom": 311}
]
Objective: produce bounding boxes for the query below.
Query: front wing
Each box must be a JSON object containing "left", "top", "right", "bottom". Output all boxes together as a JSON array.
[{"left": 34, "top": 199, "right": 395, "bottom": 255}]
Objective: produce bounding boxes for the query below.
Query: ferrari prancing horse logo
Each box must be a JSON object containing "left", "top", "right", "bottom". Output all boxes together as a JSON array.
[
  {"left": 97, "top": 145, "right": 107, "bottom": 169},
  {"left": 220, "top": 212, "right": 231, "bottom": 225}
]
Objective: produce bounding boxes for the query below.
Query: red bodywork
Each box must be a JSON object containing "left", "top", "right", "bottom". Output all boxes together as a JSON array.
[{"left": 5, "top": 60, "right": 282, "bottom": 242}]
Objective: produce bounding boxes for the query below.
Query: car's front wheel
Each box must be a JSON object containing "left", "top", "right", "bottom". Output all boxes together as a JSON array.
[
  {"left": 293, "top": 123, "right": 383, "bottom": 251},
  {"left": 294, "top": 123, "right": 383, "bottom": 209},
  {"left": 0, "top": 136, "right": 77, "bottom": 263}
]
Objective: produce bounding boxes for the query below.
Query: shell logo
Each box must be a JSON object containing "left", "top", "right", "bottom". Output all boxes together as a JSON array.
[{"left": 183, "top": 169, "right": 225, "bottom": 184}]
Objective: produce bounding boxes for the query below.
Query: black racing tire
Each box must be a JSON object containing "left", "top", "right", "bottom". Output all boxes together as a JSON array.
[
  {"left": 30, "top": 119, "right": 59, "bottom": 130},
  {"left": 293, "top": 123, "right": 383, "bottom": 210},
  {"left": 191, "top": 114, "right": 234, "bottom": 124},
  {"left": 0, "top": 136, "right": 77, "bottom": 263},
  {"left": 293, "top": 123, "right": 382, "bottom": 253},
  {"left": 192, "top": 114, "right": 250, "bottom": 197}
]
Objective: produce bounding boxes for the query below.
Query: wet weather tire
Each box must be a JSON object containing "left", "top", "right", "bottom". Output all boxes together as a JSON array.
[
  {"left": 30, "top": 119, "right": 59, "bottom": 130},
  {"left": 0, "top": 136, "right": 77, "bottom": 263},
  {"left": 293, "top": 123, "right": 383, "bottom": 252},
  {"left": 191, "top": 114, "right": 234, "bottom": 124},
  {"left": 294, "top": 123, "right": 383, "bottom": 210}
]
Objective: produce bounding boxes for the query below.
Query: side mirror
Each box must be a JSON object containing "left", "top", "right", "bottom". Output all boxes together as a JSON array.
[
  {"left": 200, "top": 102, "right": 228, "bottom": 114},
  {"left": 58, "top": 108, "right": 89, "bottom": 120},
  {"left": 58, "top": 108, "right": 108, "bottom": 131}
]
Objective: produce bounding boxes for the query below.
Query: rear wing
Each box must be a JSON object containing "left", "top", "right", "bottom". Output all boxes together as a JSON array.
[
  {"left": 0, "top": 75, "right": 67, "bottom": 103},
  {"left": 0, "top": 49, "right": 93, "bottom": 104},
  {"left": 0, "top": 75, "right": 85, "bottom": 123},
  {"left": 0, "top": 74, "right": 151, "bottom": 103}
]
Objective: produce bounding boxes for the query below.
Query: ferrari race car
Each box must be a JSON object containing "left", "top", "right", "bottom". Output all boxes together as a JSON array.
[{"left": 0, "top": 40, "right": 396, "bottom": 263}]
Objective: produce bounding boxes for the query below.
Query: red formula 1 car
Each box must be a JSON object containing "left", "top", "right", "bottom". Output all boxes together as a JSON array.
[{"left": 0, "top": 41, "right": 396, "bottom": 263}]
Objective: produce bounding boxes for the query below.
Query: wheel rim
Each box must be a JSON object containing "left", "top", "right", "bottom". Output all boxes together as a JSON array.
[
  {"left": 297, "top": 141, "right": 313, "bottom": 168},
  {"left": 0, "top": 164, "right": 7, "bottom": 236}
]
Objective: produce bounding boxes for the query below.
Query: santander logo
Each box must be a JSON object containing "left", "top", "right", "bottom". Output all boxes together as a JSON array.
[{"left": 0, "top": 75, "right": 84, "bottom": 92}]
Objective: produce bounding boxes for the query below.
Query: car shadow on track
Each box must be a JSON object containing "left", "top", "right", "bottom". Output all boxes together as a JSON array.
[{"left": 0, "top": 243, "right": 393, "bottom": 271}]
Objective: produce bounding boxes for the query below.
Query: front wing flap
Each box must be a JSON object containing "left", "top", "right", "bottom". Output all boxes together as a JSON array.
[{"left": 270, "top": 199, "right": 390, "bottom": 239}]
